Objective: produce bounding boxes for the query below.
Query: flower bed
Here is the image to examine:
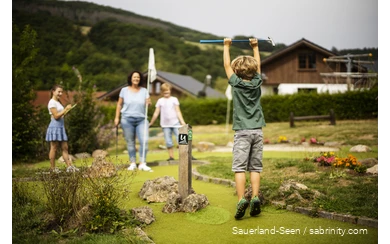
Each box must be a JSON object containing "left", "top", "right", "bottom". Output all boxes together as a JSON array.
[{"left": 311, "top": 152, "right": 367, "bottom": 174}]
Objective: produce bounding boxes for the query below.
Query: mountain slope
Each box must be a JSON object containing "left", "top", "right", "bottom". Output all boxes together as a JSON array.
[{"left": 12, "top": 0, "right": 223, "bottom": 42}]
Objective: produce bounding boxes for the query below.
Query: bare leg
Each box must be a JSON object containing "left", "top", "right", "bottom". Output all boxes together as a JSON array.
[
  {"left": 235, "top": 172, "right": 246, "bottom": 201},
  {"left": 49, "top": 142, "right": 58, "bottom": 170},
  {"left": 167, "top": 147, "right": 174, "bottom": 158},
  {"left": 250, "top": 172, "right": 260, "bottom": 198},
  {"left": 61, "top": 141, "right": 72, "bottom": 167}
]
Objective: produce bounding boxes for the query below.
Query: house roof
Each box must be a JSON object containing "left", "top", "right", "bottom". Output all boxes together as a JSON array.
[
  {"left": 157, "top": 70, "right": 224, "bottom": 98},
  {"left": 262, "top": 38, "right": 337, "bottom": 65},
  {"left": 262, "top": 38, "right": 368, "bottom": 73},
  {"left": 32, "top": 90, "right": 106, "bottom": 107},
  {"left": 97, "top": 70, "right": 225, "bottom": 100}
]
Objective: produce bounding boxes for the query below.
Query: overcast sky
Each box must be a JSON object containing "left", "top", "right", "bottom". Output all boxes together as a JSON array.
[{"left": 71, "top": 0, "right": 379, "bottom": 50}]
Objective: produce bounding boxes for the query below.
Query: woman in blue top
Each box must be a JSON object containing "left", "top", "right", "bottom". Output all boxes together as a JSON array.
[{"left": 114, "top": 71, "right": 153, "bottom": 172}]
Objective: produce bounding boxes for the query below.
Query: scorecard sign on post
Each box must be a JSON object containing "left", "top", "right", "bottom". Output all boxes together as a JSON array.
[{"left": 178, "top": 134, "right": 188, "bottom": 145}]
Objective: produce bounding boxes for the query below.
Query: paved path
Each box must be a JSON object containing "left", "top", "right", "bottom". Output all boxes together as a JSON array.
[{"left": 212, "top": 144, "right": 339, "bottom": 152}]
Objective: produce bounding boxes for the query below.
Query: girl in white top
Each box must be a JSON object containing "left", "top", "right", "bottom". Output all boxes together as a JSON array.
[
  {"left": 149, "top": 83, "right": 186, "bottom": 161},
  {"left": 45, "top": 84, "right": 79, "bottom": 173}
]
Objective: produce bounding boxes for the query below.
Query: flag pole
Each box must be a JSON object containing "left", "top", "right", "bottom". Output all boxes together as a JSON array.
[
  {"left": 225, "top": 85, "right": 232, "bottom": 136},
  {"left": 142, "top": 48, "right": 156, "bottom": 164},
  {"left": 226, "top": 98, "right": 230, "bottom": 135},
  {"left": 142, "top": 69, "right": 150, "bottom": 164}
]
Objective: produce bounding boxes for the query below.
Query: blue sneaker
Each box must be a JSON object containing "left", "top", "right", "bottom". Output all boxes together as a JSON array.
[{"left": 234, "top": 198, "right": 249, "bottom": 219}]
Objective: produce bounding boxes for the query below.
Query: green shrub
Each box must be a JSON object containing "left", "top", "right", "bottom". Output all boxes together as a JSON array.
[
  {"left": 83, "top": 171, "right": 139, "bottom": 233},
  {"left": 12, "top": 180, "right": 45, "bottom": 239},
  {"left": 40, "top": 170, "right": 86, "bottom": 227}
]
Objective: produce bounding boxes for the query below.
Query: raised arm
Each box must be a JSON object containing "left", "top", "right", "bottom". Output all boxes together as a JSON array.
[
  {"left": 223, "top": 38, "right": 234, "bottom": 79},
  {"left": 249, "top": 38, "right": 261, "bottom": 74}
]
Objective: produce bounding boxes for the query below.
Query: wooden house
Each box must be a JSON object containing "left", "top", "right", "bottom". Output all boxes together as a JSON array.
[{"left": 260, "top": 38, "right": 372, "bottom": 95}]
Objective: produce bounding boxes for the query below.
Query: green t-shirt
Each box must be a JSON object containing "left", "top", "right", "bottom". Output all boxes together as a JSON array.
[{"left": 228, "top": 73, "right": 266, "bottom": 130}]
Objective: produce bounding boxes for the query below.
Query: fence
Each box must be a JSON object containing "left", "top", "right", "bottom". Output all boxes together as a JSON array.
[{"left": 290, "top": 109, "right": 336, "bottom": 127}]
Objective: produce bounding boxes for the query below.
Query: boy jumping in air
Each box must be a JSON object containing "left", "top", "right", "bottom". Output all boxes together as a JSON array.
[{"left": 223, "top": 38, "right": 266, "bottom": 219}]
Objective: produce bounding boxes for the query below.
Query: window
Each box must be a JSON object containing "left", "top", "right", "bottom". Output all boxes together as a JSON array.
[
  {"left": 308, "top": 53, "right": 316, "bottom": 68},
  {"left": 298, "top": 52, "right": 316, "bottom": 69},
  {"left": 298, "top": 88, "right": 317, "bottom": 94},
  {"left": 155, "top": 82, "right": 161, "bottom": 94}
]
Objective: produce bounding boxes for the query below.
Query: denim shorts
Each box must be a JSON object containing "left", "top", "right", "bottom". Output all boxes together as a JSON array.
[
  {"left": 162, "top": 126, "right": 179, "bottom": 148},
  {"left": 232, "top": 129, "right": 263, "bottom": 172}
]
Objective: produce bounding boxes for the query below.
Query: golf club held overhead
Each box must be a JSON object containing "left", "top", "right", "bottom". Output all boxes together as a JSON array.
[{"left": 200, "top": 37, "right": 275, "bottom": 46}]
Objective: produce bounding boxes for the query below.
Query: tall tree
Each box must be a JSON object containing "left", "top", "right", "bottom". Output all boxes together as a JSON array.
[{"left": 12, "top": 24, "right": 43, "bottom": 163}]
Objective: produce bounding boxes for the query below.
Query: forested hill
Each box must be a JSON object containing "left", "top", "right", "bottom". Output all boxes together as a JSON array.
[
  {"left": 12, "top": 0, "right": 377, "bottom": 92},
  {"left": 12, "top": 0, "right": 225, "bottom": 43}
]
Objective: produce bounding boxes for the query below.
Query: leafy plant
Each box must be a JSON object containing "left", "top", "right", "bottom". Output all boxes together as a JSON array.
[
  {"left": 353, "top": 164, "right": 368, "bottom": 174},
  {"left": 329, "top": 169, "right": 347, "bottom": 179},
  {"left": 83, "top": 171, "right": 138, "bottom": 233},
  {"left": 65, "top": 71, "right": 112, "bottom": 154},
  {"left": 40, "top": 170, "right": 86, "bottom": 227}
]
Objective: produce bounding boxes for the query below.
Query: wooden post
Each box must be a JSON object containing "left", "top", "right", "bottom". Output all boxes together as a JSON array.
[
  {"left": 329, "top": 109, "right": 336, "bottom": 125},
  {"left": 178, "top": 124, "right": 192, "bottom": 198},
  {"left": 289, "top": 112, "right": 295, "bottom": 128}
]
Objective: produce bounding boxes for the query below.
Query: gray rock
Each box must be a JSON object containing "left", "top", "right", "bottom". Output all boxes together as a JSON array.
[
  {"left": 139, "top": 176, "right": 207, "bottom": 213},
  {"left": 131, "top": 206, "right": 155, "bottom": 225},
  {"left": 349, "top": 145, "right": 372, "bottom": 152}
]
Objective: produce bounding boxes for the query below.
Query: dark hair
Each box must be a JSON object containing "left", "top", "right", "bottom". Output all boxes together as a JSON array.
[
  {"left": 50, "top": 84, "right": 64, "bottom": 105},
  {"left": 127, "top": 71, "right": 145, "bottom": 86},
  {"left": 51, "top": 84, "right": 63, "bottom": 92}
]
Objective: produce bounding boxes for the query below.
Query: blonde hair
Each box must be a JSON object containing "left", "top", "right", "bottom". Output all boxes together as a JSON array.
[
  {"left": 231, "top": 55, "right": 258, "bottom": 80},
  {"left": 161, "top": 83, "right": 172, "bottom": 93}
]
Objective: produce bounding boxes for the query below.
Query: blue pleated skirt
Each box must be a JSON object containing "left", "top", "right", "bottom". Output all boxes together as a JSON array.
[{"left": 45, "top": 117, "right": 68, "bottom": 141}]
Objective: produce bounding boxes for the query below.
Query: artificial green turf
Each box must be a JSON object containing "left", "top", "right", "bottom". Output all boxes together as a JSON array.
[
  {"left": 121, "top": 165, "right": 378, "bottom": 244},
  {"left": 186, "top": 206, "right": 231, "bottom": 225}
]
